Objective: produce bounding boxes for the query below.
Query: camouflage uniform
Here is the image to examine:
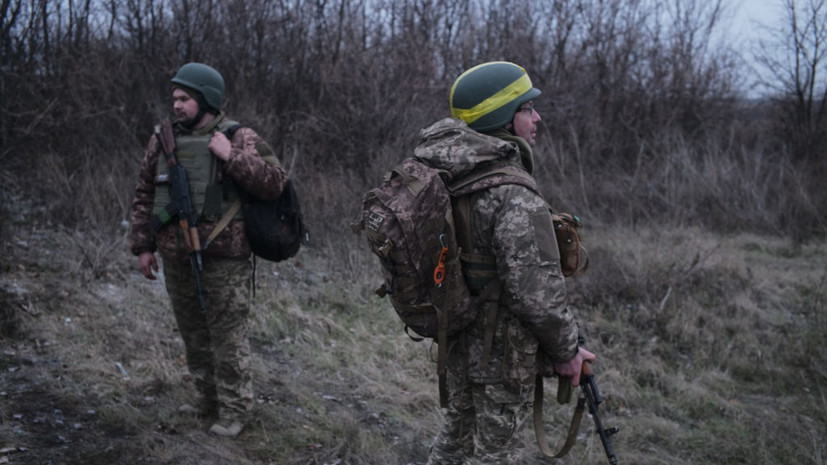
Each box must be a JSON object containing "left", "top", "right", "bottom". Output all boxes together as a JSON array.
[
  {"left": 129, "top": 113, "right": 286, "bottom": 423},
  {"left": 420, "top": 118, "right": 579, "bottom": 465}
]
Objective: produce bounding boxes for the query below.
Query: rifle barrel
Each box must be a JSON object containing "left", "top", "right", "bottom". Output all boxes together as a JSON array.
[{"left": 581, "top": 366, "right": 619, "bottom": 465}]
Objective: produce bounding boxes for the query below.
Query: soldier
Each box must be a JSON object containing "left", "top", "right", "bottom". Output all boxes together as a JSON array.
[
  {"left": 422, "top": 61, "right": 597, "bottom": 464},
  {"left": 129, "top": 62, "right": 286, "bottom": 438}
]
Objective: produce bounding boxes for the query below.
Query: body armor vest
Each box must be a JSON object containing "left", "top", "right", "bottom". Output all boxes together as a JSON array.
[{"left": 152, "top": 116, "right": 244, "bottom": 225}]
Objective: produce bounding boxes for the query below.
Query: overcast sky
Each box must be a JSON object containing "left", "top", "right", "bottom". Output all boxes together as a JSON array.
[
  {"left": 730, "top": 0, "right": 784, "bottom": 42},
  {"left": 728, "top": 0, "right": 789, "bottom": 96}
]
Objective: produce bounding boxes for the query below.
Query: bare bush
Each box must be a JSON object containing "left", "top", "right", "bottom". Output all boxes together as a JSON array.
[
  {"left": 755, "top": 0, "right": 827, "bottom": 164},
  {"left": 751, "top": 0, "right": 827, "bottom": 243},
  {"left": 0, "top": 0, "right": 822, "bottom": 251}
]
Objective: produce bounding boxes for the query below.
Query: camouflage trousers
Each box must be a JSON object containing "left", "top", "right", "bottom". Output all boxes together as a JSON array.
[
  {"left": 162, "top": 254, "right": 254, "bottom": 421},
  {"left": 427, "top": 342, "right": 535, "bottom": 465}
]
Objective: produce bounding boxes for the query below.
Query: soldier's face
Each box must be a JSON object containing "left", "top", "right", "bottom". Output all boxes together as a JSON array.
[
  {"left": 172, "top": 88, "right": 200, "bottom": 125},
  {"left": 509, "top": 101, "right": 541, "bottom": 146}
]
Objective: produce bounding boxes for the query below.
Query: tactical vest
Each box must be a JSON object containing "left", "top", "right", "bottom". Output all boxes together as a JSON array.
[{"left": 152, "top": 116, "right": 244, "bottom": 224}]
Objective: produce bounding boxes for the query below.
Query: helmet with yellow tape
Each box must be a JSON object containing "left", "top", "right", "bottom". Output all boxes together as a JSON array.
[{"left": 449, "top": 61, "right": 541, "bottom": 132}]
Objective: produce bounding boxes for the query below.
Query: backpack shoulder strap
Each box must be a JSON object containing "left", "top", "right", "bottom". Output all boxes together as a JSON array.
[
  {"left": 453, "top": 193, "right": 501, "bottom": 371},
  {"left": 450, "top": 163, "right": 539, "bottom": 371},
  {"left": 449, "top": 162, "right": 540, "bottom": 198},
  {"left": 204, "top": 121, "right": 246, "bottom": 250},
  {"left": 223, "top": 123, "right": 282, "bottom": 168},
  {"left": 219, "top": 120, "right": 244, "bottom": 139},
  {"left": 449, "top": 161, "right": 540, "bottom": 252}
]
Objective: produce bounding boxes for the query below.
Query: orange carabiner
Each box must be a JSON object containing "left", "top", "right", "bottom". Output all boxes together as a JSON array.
[{"left": 434, "top": 234, "right": 448, "bottom": 286}]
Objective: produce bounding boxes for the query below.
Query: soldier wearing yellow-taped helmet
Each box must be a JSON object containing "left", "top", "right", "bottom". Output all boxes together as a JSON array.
[
  {"left": 448, "top": 61, "right": 545, "bottom": 174},
  {"left": 418, "top": 62, "right": 595, "bottom": 464},
  {"left": 450, "top": 61, "right": 541, "bottom": 132}
]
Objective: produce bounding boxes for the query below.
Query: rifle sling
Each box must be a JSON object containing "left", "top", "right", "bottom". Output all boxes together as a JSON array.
[
  {"left": 200, "top": 197, "right": 266, "bottom": 298},
  {"left": 533, "top": 373, "right": 586, "bottom": 459},
  {"left": 203, "top": 198, "right": 242, "bottom": 250}
]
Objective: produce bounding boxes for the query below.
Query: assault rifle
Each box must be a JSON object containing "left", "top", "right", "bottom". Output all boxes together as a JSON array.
[
  {"left": 534, "top": 336, "right": 619, "bottom": 464},
  {"left": 154, "top": 121, "right": 207, "bottom": 313}
]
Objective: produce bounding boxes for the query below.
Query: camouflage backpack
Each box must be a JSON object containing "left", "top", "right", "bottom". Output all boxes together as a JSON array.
[{"left": 353, "top": 156, "right": 539, "bottom": 406}]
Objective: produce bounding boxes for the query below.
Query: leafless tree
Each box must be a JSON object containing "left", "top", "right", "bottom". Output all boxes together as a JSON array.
[
  {"left": 0, "top": 0, "right": 817, "bottom": 241},
  {"left": 756, "top": 0, "right": 827, "bottom": 166}
]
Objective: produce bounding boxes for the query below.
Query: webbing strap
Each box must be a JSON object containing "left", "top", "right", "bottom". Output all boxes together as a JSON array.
[
  {"left": 437, "top": 308, "right": 449, "bottom": 408},
  {"left": 478, "top": 280, "right": 502, "bottom": 371},
  {"left": 533, "top": 374, "right": 586, "bottom": 458},
  {"left": 452, "top": 194, "right": 474, "bottom": 253},
  {"left": 435, "top": 204, "right": 458, "bottom": 409},
  {"left": 452, "top": 186, "right": 501, "bottom": 371}
]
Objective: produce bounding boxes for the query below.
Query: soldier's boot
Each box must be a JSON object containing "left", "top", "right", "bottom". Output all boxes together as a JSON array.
[
  {"left": 178, "top": 395, "right": 218, "bottom": 419},
  {"left": 209, "top": 419, "right": 245, "bottom": 438}
]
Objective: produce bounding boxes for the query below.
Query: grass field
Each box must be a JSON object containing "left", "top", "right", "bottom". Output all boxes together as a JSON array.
[{"left": 1, "top": 212, "right": 825, "bottom": 465}]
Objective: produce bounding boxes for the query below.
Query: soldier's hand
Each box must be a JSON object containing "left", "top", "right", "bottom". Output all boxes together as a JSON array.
[
  {"left": 209, "top": 131, "right": 232, "bottom": 161},
  {"left": 552, "top": 347, "right": 596, "bottom": 386},
  {"left": 139, "top": 252, "right": 159, "bottom": 280}
]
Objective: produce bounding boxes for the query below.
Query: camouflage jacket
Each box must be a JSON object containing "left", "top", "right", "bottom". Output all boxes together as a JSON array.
[
  {"left": 415, "top": 118, "right": 579, "bottom": 385},
  {"left": 129, "top": 113, "right": 287, "bottom": 260}
]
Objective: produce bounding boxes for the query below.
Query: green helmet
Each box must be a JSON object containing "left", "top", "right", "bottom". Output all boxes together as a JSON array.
[
  {"left": 171, "top": 62, "right": 225, "bottom": 111},
  {"left": 450, "top": 61, "right": 541, "bottom": 132}
]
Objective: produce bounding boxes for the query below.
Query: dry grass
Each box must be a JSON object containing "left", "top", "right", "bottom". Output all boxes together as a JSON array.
[
  {"left": 2, "top": 208, "right": 826, "bottom": 464},
  {"left": 1, "top": 123, "right": 825, "bottom": 463}
]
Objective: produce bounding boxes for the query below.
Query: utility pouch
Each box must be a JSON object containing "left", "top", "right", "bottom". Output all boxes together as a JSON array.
[
  {"left": 202, "top": 184, "right": 224, "bottom": 219},
  {"left": 152, "top": 202, "right": 179, "bottom": 233},
  {"left": 552, "top": 213, "right": 588, "bottom": 276}
]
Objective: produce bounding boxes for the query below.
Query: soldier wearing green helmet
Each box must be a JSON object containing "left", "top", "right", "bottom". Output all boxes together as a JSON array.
[
  {"left": 171, "top": 62, "right": 225, "bottom": 110},
  {"left": 418, "top": 62, "right": 597, "bottom": 464},
  {"left": 129, "top": 62, "right": 288, "bottom": 439}
]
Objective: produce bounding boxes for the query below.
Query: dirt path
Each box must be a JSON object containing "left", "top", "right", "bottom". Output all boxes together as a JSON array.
[{"left": 0, "top": 222, "right": 428, "bottom": 465}]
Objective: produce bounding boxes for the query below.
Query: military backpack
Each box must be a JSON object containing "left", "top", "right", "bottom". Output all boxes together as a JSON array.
[
  {"left": 353, "top": 156, "right": 546, "bottom": 405},
  {"left": 205, "top": 124, "right": 309, "bottom": 262}
]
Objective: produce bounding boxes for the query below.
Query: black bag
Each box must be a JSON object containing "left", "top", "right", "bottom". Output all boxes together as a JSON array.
[
  {"left": 221, "top": 124, "right": 308, "bottom": 262},
  {"left": 244, "top": 178, "right": 308, "bottom": 262}
]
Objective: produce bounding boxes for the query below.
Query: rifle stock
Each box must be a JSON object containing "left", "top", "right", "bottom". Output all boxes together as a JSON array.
[{"left": 154, "top": 122, "right": 207, "bottom": 313}]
